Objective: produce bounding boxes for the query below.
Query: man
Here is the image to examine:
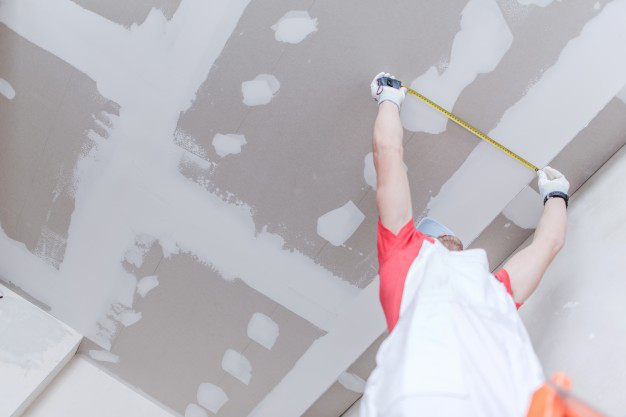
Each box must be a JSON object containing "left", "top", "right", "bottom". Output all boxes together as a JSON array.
[{"left": 360, "top": 72, "right": 570, "bottom": 417}]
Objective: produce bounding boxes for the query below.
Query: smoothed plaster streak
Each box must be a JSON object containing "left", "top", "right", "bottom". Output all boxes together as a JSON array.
[
  {"left": 0, "top": 0, "right": 358, "bottom": 350},
  {"left": 428, "top": 0, "right": 626, "bottom": 245},
  {"left": 400, "top": 0, "right": 512, "bottom": 133}
]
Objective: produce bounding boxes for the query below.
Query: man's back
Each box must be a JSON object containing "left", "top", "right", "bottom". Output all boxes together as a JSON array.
[{"left": 362, "top": 235, "right": 543, "bottom": 417}]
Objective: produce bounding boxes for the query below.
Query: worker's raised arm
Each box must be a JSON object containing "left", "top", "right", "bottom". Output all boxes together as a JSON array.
[
  {"left": 502, "top": 167, "right": 569, "bottom": 304},
  {"left": 370, "top": 72, "right": 411, "bottom": 235}
]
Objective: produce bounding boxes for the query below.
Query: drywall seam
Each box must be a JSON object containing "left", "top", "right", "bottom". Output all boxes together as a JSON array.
[
  {"left": 427, "top": 0, "right": 626, "bottom": 245},
  {"left": 502, "top": 186, "right": 543, "bottom": 229},
  {"left": 0, "top": 0, "right": 358, "bottom": 349},
  {"left": 400, "top": 0, "right": 513, "bottom": 133}
]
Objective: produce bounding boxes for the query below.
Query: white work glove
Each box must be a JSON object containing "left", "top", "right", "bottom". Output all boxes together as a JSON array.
[
  {"left": 370, "top": 72, "right": 406, "bottom": 109},
  {"left": 537, "top": 166, "right": 570, "bottom": 201}
]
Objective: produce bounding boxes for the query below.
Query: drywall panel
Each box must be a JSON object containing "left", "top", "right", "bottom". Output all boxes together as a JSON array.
[
  {"left": 76, "top": 250, "right": 325, "bottom": 417},
  {"left": 0, "top": 283, "right": 81, "bottom": 417},
  {"left": 21, "top": 356, "right": 177, "bottom": 417},
  {"left": 520, "top": 143, "right": 626, "bottom": 416}
]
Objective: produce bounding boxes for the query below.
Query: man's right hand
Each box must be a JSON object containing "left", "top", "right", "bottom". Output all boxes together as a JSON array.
[{"left": 370, "top": 72, "right": 406, "bottom": 109}]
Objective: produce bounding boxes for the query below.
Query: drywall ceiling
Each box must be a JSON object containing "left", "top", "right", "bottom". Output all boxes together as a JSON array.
[{"left": 1, "top": 0, "right": 626, "bottom": 416}]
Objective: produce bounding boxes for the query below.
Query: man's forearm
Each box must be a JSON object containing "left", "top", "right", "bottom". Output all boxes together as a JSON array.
[
  {"left": 373, "top": 101, "right": 404, "bottom": 155},
  {"left": 371, "top": 91, "right": 412, "bottom": 234},
  {"left": 532, "top": 197, "right": 567, "bottom": 255}
]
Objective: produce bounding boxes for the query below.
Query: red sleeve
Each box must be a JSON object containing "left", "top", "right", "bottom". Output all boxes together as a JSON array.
[
  {"left": 378, "top": 218, "right": 433, "bottom": 332},
  {"left": 494, "top": 268, "right": 522, "bottom": 309}
]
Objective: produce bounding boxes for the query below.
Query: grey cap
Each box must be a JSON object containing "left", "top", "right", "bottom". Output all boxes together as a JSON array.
[{"left": 416, "top": 217, "right": 456, "bottom": 238}]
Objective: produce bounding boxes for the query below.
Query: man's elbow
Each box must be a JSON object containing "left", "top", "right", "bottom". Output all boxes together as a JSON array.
[
  {"left": 373, "top": 135, "right": 403, "bottom": 157},
  {"left": 539, "top": 235, "right": 565, "bottom": 257}
]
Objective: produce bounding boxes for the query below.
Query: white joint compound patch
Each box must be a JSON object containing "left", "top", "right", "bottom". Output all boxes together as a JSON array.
[
  {"left": 502, "top": 186, "right": 543, "bottom": 229},
  {"left": 185, "top": 404, "right": 208, "bottom": 417},
  {"left": 363, "top": 152, "right": 377, "bottom": 190},
  {"left": 247, "top": 312, "right": 279, "bottom": 350},
  {"left": 400, "top": 0, "right": 512, "bottom": 133},
  {"left": 594, "top": 1, "right": 601, "bottom": 10},
  {"left": 317, "top": 201, "right": 365, "bottom": 246},
  {"left": 117, "top": 309, "right": 142, "bottom": 327},
  {"left": 0, "top": 77, "right": 16, "bottom": 100},
  {"left": 363, "top": 152, "right": 407, "bottom": 190},
  {"left": 88, "top": 349, "right": 120, "bottom": 364},
  {"left": 197, "top": 383, "right": 228, "bottom": 413},
  {"left": 222, "top": 349, "right": 252, "bottom": 385},
  {"left": 212, "top": 133, "right": 247, "bottom": 157},
  {"left": 136, "top": 275, "right": 159, "bottom": 298},
  {"left": 271, "top": 11, "right": 318, "bottom": 44},
  {"left": 241, "top": 74, "right": 280, "bottom": 106},
  {"left": 337, "top": 371, "right": 366, "bottom": 393}
]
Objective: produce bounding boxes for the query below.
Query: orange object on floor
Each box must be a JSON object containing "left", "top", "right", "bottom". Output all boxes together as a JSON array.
[{"left": 526, "top": 373, "right": 607, "bottom": 417}]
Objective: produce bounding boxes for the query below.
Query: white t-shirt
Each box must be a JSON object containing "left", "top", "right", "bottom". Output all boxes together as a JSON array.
[{"left": 361, "top": 236, "right": 544, "bottom": 417}]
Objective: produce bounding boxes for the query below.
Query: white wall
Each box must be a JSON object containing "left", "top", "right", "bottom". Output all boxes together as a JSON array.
[
  {"left": 0, "top": 282, "right": 81, "bottom": 417},
  {"left": 520, "top": 144, "right": 626, "bottom": 416},
  {"left": 22, "top": 356, "right": 178, "bottom": 417}
]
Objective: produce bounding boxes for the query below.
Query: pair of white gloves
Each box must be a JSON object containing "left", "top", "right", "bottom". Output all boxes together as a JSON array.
[{"left": 370, "top": 71, "right": 570, "bottom": 204}]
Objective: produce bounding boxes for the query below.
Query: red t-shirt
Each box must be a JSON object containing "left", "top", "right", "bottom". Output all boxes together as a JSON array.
[{"left": 377, "top": 218, "right": 520, "bottom": 332}]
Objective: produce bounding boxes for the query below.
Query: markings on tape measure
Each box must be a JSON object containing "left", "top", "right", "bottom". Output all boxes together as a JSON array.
[{"left": 403, "top": 87, "right": 539, "bottom": 172}]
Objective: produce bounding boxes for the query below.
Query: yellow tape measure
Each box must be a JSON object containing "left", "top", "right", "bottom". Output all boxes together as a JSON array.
[{"left": 403, "top": 86, "right": 539, "bottom": 172}]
